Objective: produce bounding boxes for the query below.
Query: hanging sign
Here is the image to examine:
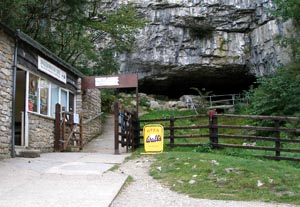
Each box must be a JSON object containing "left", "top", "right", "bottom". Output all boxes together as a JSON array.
[
  {"left": 82, "top": 74, "right": 138, "bottom": 89},
  {"left": 95, "top": 77, "right": 119, "bottom": 87},
  {"left": 143, "top": 124, "right": 164, "bottom": 153},
  {"left": 38, "top": 56, "right": 67, "bottom": 83}
]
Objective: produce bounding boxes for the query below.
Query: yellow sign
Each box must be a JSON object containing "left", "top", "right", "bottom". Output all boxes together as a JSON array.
[{"left": 143, "top": 124, "right": 164, "bottom": 153}]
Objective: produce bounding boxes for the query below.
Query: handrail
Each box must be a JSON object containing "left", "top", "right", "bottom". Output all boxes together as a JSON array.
[
  {"left": 202, "top": 93, "right": 245, "bottom": 107},
  {"left": 83, "top": 112, "right": 103, "bottom": 125}
]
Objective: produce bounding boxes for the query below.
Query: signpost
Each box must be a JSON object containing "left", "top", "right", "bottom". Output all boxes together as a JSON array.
[
  {"left": 82, "top": 74, "right": 139, "bottom": 113},
  {"left": 82, "top": 74, "right": 139, "bottom": 154},
  {"left": 82, "top": 74, "right": 138, "bottom": 89}
]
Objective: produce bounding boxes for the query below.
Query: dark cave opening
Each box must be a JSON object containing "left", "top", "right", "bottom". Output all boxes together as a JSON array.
[{"left": 137, "top": 70, "right": 257, "bottom": 99}]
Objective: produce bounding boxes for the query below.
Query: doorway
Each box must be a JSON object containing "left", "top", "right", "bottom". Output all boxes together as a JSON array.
[{"left": 15, "top": 69, "right": 26, "bottom": 146}]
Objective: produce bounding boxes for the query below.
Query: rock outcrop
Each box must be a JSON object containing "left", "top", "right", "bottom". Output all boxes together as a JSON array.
[{"left": 117, "top": 0, "right": 294, "bottom": 98}]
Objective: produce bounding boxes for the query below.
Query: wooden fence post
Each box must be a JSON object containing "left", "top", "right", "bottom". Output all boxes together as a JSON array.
[
  {"left": 79, "top": 113, "right": 83, "bottom": 150},
  {"left": 209, "top": 113, "right": 218, "bottom": 148},
  {"left": 170, "top": 116, "right": 175, "bottom": 146},
  {"left": 114, "top": 101, "right": 120, "bottom": 154},
  {"left": 133, "top": 110, "right": 140, "bottom": 149},
  {"left": 274, "top": 120, "right": 281, "bottom": 159},
  {"left": 54, "top": 103, "right": 61, "bottom": 151}
]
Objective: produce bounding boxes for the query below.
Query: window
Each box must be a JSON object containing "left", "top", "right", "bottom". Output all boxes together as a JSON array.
[
  {"left": 69, "top": 93, "right": 74, "bottom": 112},
  {"left": 28, "top": 73, "right": 75, "bottom": 118},
  {"left": 39, "top": 79, "right": 49, "bottom": 115},
  {"left": 50, "top": 84, "right": 59, "bottom": 117},
  {"left": 28, "top": 74, "right": 38, "bottom": 112},
  {"left": 61, "top": 89, "right": 68, "bottom": 112}
]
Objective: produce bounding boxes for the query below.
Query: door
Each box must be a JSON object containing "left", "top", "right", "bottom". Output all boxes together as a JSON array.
[{"left": 15, "top": 70, "right": 26, "bottom": 146}]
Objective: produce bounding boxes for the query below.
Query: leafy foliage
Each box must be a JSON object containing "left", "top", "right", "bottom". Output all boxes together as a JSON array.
[
  {"left": 271, "top": 0, "right": 300, "bottom": 21},
  {"left": 0, "top": 0, "right": 147, "bottom": 75},
  {"left": 270, "top": 0, "right": 300, "bottom": 60},
  {"left": 247, "top": 63, "right": 300, "bottom": 117}
]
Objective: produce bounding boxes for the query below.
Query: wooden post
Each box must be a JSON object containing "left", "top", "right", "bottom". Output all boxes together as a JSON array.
[
  {"left": 61, "top": 112, "right": 66, "bottom": 151},
  {"left": 133, "top": 110, "right": 140, "bottom": 149},
  {"left": 170, "top": 116, "right": 175, "bottom": 146},
  {"left": 209, "top": 111, "right": 218, "bottom": 148},
  {"left": 274, "top": 120, "right": 281, "bottom": 159},
  {"left": 79, "top": 113, "right": 83, "bottom": 150},
  {"left": 54, "top": 103, "right": 61, "bottom": 151},
  {"left": 114, "top": 101, "right": 120, "bottom": 154}
]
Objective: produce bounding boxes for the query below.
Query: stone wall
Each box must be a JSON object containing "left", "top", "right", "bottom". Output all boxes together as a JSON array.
[
  {"left": 27, "top": 113, "right": 55, "bottom": 152},
  {"left": 0, "top": 29, "right": 14, "bottom": 159},
  {"left": 81, "top": 89, "right": 102, "bottom": 144}
]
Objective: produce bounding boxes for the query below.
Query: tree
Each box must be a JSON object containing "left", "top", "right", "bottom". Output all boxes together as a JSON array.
[
  {"left": 271, "top": 0, "right": 300, "bottom": 60},
  {"left": 0, "top": 0, "right": 147, "bottom": 75},
  {"left": 246, "top": 1, "right": 300, "bottom": 120},
  {"left": 248, "top": 63, "right": 300, "bottom": 117}
]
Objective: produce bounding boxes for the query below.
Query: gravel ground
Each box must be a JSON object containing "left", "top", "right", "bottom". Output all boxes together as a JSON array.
[{"left": 110, "top": 156, "right": 298, "bottom": 207}]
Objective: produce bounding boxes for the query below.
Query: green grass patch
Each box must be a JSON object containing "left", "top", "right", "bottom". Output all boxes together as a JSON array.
[
  {"left": 149, "top": 151, "right": 300, "bottom": 205},
  {"left": 135, "top": 109, "right": 300, "bottom": 204}
]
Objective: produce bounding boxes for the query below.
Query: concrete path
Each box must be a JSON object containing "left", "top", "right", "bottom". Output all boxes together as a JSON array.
[{"left": 0, "top": 115, "right": 130, "bottom": 207}]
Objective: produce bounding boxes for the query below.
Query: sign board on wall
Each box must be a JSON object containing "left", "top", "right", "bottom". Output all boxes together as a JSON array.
[
  {"left": 38, "top": 56, "right": 67, "bottom": 83},
  {"left": 143, "top": 124, "right": 164, "bottom": 153}
]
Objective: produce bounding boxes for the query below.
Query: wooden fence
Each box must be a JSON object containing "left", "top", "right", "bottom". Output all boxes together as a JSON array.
[
  {"left": 54, "top": 103, "right": 83, "bottom": 152},
  {"left": 139, "top": 113, "right": 300, "bottom": 161},
  {"left": 114, "top": 102, "right": 140, "bottom": 154}
]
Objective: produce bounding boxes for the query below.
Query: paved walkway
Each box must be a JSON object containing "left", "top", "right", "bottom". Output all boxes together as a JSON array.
[{"left": 0, "top": 115, "right": 130, "bottom": 207}]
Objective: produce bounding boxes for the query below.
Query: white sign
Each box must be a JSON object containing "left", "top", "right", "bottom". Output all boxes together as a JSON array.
[
  {"left": 95, "top": 77, "right": 119, "bottom": 87},
  {"left": 73, "top": 113, "right": 80, "bottom": 124},
  {"left": 38, "top": 56, "right": 67, "bottom": 83}
]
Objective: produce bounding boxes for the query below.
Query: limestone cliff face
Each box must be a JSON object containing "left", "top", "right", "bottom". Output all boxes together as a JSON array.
[{"left": 117, "top": 0, "right": 294, "bottom": 97}]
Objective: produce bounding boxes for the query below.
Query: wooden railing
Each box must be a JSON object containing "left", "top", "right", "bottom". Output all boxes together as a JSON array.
[
  {"left": 54, "top": 103, "right": 83, "bottom": 152},
  {"left": 139, "top": 112, "right": 300, "bottom": 161}
]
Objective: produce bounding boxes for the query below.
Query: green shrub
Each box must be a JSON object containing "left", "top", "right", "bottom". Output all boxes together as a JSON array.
[
  {"left": 247, "top": 63, "right": 300, "bottom": 117},
  {"left": 101, "top": 89, "right": 116, "bottom": 113}
]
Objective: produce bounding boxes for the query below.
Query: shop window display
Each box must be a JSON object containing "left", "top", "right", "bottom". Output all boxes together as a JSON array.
[
  {"left": 39, "top": 79, "right": 49, "bottom": 115},
  {"left": 28, "top": 74, "right": 38, "bottom": 112}
]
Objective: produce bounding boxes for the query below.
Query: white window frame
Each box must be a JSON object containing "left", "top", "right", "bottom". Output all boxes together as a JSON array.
[{"left": 26, "top": 72, "right": 76, "bottom": 117}]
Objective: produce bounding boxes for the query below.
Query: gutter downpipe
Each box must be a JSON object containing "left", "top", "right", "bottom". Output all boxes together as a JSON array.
[{"left": 11, "top": 29, "right": 19, "bottom": 158}]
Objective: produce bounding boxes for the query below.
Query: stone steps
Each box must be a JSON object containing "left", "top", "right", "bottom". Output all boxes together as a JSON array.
[{"left": 15, "top": 147, "right": 41, "bottom": 158}]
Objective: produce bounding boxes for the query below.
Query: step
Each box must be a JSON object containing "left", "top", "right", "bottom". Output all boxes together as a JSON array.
[{"left": 15, "top": 147, "right": 41, "bottom": 158}]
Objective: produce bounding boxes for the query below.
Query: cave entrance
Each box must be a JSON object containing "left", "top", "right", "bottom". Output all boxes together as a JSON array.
[{"left": 138, "top": 69, "right": 257, "bottom": 99}]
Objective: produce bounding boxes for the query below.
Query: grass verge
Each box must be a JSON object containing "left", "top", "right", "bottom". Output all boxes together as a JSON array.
[{"left": 148, "top": 151, "right": 300, "bottom": 205}]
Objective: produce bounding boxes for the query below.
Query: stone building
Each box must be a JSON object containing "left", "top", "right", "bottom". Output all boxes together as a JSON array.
[{"left": 0, "top": 23, "right": 102, "bottom": 159}]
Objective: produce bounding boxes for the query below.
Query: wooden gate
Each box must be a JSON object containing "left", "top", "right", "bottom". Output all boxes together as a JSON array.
[
  {"left": 114, "top": 102, "right": 140, "bottom": 154},
  {"left": 54, "top": 103, "right": 83, "bottom": 151}
]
